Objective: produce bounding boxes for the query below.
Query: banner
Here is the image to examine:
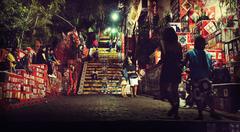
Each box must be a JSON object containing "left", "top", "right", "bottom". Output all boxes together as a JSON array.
[
  {"left": 127, "top": 0, "right": 142, "bottom": 37},
  {"left": 179, "top": 0, "right": 192, "bottom": 19}
]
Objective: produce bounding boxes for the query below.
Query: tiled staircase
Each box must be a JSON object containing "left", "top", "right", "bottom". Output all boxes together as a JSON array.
[
  {"left": 78, "top": 48, "right": 128, "bottom": 95},
  {"left": 89, "top": 48, "right": 122, "bottom": 62}
]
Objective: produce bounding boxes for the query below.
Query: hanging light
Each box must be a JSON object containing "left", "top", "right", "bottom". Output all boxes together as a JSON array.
[{"left": 111, "top": 12, "right": 119, "bottom": 22}]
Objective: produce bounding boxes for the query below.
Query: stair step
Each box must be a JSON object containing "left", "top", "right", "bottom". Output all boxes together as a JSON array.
[
  {"left": 83, "top": 81, "right": 121, "bottom": 84},
  {"left": 86, "top": 67, "right": 122, "bottom": 69},
  {"left": 84, "top": 77, "right": 122, "bottom": 80},
  {"left": 86, "top": 66, "right": 121, "bottom": 68},
  {"left": 89, "top": 60, "right": 122, "bottom": 63},
  {"left": 87, "top": 62, "right": 122, "bottom": 65},
  {"left": 83, "top": 83, "right": 121, "bottom": 86},
  {"left": 83, "top": 87, "right": 120, "bottom": 89},
  {"left": 82, "top": 92, "right": 122, "bottom": 95},
  {"left": 86, "top": 69, "right": 121, "bottom": 72},
  {"left": 84, "top": 75, "right": 122, "bottom": 77},
  {"left": 84, "top": 80, "right": 119, "bottom": 83},
  {"left": 85, "top": 74, "right": 122, "bottom": 77},
  {"left": 85, "top": 73, "right": 122, "bottom": 77},
  {"left": 83, "top": 85, "right": 120, "bottom": 88},
  {"left": 86, "top": 65, "right": 121, "bottom": 67},
  {"left": 86, "top": 71, "right": 121, "bottom": 74},
  {"left": 79, "top": 60, "right": 124, "bottom": 95},
  {"left": 98, "top": 52, "right": 118, "bottom": 54},
  {"left": 87, "top": 65, "right": 122, "bottom": 67},
  {"left": 84, "top": 77, "right": 121, "bottom": 79},
  {"left": 84, "top": 84, "right": 120, "bottom": 86},
  {"left": 85, "top": 71, "right": 122, "bottom": 73},
  {"left": 82, "top": 90, "right": 122, "bottom": 93}
]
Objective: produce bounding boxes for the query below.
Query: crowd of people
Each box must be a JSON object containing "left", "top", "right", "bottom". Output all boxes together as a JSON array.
[
  {"left": 0, "top": 28, "right": 88, "bottom": 96},
  {"left": 0, "top": 38, "right": 66, "bottom": 79},
  {"left": 105, "top": 38, "right": 121, "bottom": 53}
]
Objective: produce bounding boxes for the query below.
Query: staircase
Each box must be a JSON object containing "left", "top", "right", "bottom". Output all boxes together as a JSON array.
[
  {"left": 89, "top": 48, "right": 122, "bottom": 62},
  {"left": 78, "top": 48, "right": 128, "bottom": 95}
]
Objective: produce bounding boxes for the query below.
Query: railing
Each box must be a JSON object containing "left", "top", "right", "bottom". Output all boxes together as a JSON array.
[{"left": 77, "top": 62, "right": 88, "bottom": 94}]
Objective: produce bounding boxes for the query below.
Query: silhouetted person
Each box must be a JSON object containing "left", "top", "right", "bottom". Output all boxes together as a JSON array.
[
  {"left": 32, "top": 39, "right": 42, "bottom": 64},
  {"left": 108, "top": 40, "right": 113, "bottom": 52},
  {"left": 92, "top": 48, "right": 99, "bottom": 62},
  {"left": 183, "top": 35, "right": 220, "bottom": 120},
  {"left": 91, "top": 68, "right": 98, "bottom": 80},
  {"left": 116, "top": 39, "right": 121, "bottom": 52},
  {"left": 36, "top": 46, "right": 47, "bottom": 64},
  {"left": 159, "top": 27, "right": 183, "bottom": 119}
]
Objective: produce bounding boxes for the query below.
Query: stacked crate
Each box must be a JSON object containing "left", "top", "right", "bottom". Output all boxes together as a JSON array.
[
  {"left": 48, "top": 71, "right": 63, "bottom": 95},
  {"left": 55, "top": 71, "right": 63, "bottom": 93},
  {"left": 223, "top": 37, "right": 240, "bottom": 82},
  {"left": 29, "top": 64, "right": 48, "bottom": 98},
  {"left": 16, "top": 70, "right": 33, "bottom": 101},
  {"left": 0, "top": 71, "right": 23, "bottom": 103}
]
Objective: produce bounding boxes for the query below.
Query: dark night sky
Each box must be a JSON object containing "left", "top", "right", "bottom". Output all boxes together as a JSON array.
[
  {"left": 50, "top": 0, "right": 121, "bottom": 32},
  {"left": 63, "top": 0, "right": 119, "bottom": 16}
]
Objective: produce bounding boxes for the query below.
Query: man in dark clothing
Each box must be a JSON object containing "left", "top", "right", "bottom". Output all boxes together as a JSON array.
[{"left": 159, "top": 27, "right": 183, "bottom": 119}]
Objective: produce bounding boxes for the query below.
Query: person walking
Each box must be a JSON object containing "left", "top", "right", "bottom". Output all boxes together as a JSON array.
[
  {"left": 101, "top": 76, "right": 108, "bottom": 94},
  {"left": 120, "top": 77, "right": 128, "bottom": 97},
  {"left": 183, "top": 36, "right": 220, "bottom": 120},
  {"left": 108, "top": 40, "right": 113, "bottom": 52},
  {"left": 92, "top": 48, "right": 99, "bottom": 62},
  {"left": 125, "top": 56, "right": 138, "bottom": 97},
  {"left": 116, "top": 39, "right": 121, "bottom": 52},
  {"left": 66, "top": 64, "right": 76, "bottom": 96},
  {"left": 159, "top": 27, "right": 183, "bottom": 119},
  {"left": 92, "top": 39, "right": 99, "bottom": 48},
  {"left": 121, "top": 67, "right": 129, "bottom": 97},
  {"left": 91, "top": 68, "right": 98, "bottom": 80}
]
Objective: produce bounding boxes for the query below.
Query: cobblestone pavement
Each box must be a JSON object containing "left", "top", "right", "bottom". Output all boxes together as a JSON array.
[{"left": 1, "top": 95, "right": 236, "bottom": 122}]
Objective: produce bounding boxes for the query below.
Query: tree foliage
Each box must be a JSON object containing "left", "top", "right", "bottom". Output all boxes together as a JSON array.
[{"left": 0, "top": 0, "right": 65, "bottom": 48}]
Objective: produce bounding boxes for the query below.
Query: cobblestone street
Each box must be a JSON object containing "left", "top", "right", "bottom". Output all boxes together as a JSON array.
[
  {"left": 1, "top": 95, "right": 240, "bottom": 132},
  {"left": 1, "top": 95, "right": 235, "bottom": 122}
]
